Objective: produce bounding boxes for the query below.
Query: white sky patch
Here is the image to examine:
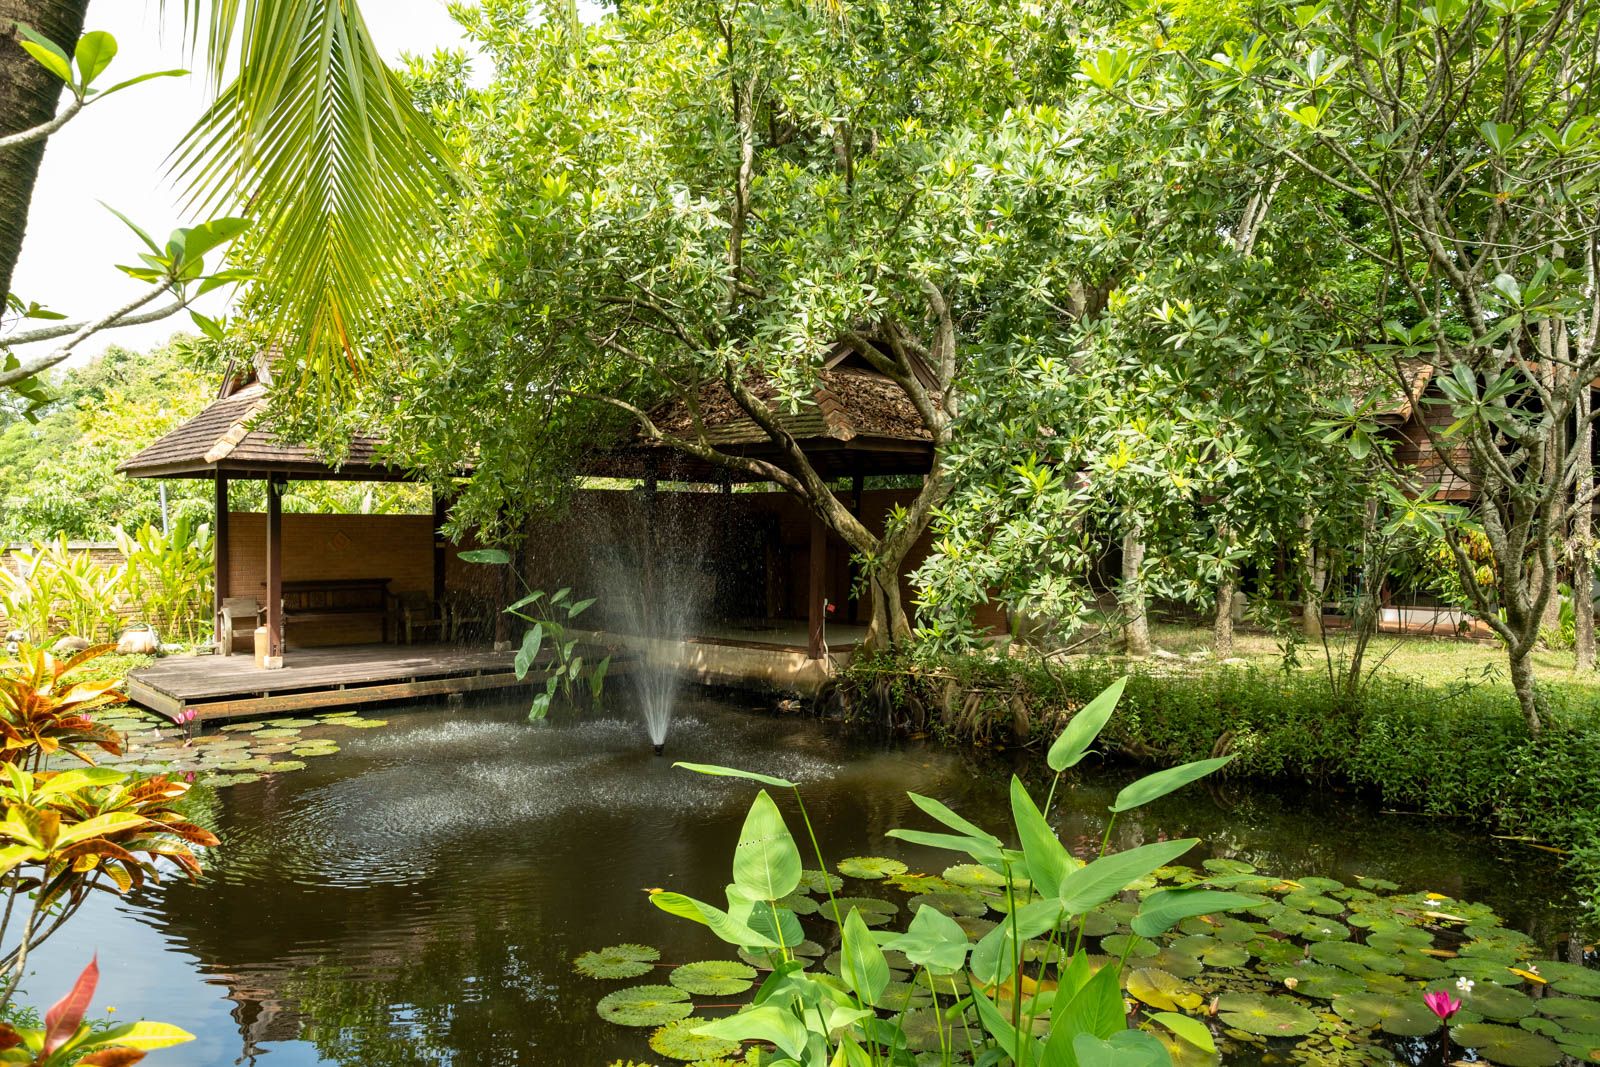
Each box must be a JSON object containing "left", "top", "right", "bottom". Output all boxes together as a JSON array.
[{"left": 11, "top": 0, "right": 481, "bottom": 361}]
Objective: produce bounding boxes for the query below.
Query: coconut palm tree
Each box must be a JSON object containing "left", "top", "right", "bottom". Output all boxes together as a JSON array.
[{"left": 0, "top": 0, "right": 450, "bottom": 384}]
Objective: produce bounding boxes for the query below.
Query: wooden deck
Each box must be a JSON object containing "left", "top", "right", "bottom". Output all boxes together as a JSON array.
[{"left": 126, "top": 644, "right": 537, "bottom": 723}]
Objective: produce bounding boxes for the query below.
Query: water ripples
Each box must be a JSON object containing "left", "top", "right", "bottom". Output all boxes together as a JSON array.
[{"left": 205, "top": 705, "right": 846, "bottom": 890}]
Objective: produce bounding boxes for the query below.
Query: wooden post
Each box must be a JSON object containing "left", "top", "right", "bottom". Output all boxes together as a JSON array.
[
  {"left": 214, "top": 474, "right": 230, "bottom": 654},
  {"left": 808, "top": 514, "right": 826, "bottom": 659},
  {"left": 431, "top": 488, "right": 448, "bottom": 604},
  {"left": 264, "top": 475, "right": 285, "bottom": 667}
]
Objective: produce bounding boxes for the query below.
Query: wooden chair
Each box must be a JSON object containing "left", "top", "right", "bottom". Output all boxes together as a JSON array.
[
  {"left": 445, "top": 593, "right": 492, "bottom": 642},
  {"left": 395, "top": 591, "right": 446, "bottom": 645},
  {"left": 218, "top": 597, "right": 263, "bottom": 655}
]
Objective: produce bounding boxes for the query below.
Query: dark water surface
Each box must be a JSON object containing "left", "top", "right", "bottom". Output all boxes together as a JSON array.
[{"left": 44, "top": 693, "right": 1587, "bottom": 1066}]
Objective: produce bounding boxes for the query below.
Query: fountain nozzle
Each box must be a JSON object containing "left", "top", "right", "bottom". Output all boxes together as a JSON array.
[{"left": 652, "top": 743, "right": 666, "bottom": 757}]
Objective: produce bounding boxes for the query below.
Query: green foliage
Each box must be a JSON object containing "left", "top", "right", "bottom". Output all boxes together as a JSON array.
[
  {"left": 625, "top": 680, "right": 1237, "bottom": 1066},
  {"left": 847, "top": 653, "right": 1600, "bottom": 919},
  {"left": 113, "top": 519, "right": 214, "bottom": 645}
]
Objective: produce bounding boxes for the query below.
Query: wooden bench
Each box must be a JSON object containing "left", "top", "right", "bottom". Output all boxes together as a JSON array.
[{"left": 275, "top": 578, "right": 393, "bottom": 644}]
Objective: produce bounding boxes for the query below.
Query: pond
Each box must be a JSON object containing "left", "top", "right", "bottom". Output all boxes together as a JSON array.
[{"left": 42, "top": 692, "right": 1589, "bottom": 1066}]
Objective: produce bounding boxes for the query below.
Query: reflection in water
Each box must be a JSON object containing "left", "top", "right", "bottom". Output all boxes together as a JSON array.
[{"left": 46, "top": 692, "right": 1588, "bottom": 1066}]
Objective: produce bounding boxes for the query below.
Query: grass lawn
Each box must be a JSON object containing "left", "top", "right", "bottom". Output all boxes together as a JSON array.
[{"left": 1128, "top": 622, "right": 1600, "bottom": 701}]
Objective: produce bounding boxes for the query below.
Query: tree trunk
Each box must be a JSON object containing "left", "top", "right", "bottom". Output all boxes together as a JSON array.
[
  {"left": 859, "top": 570, "right": 912, "bottom": 652},
  {"left": 1578, "top": 387, "right": 1595, "bottom": 670},
  {"left": 1120, "top": 527, "right": 1151, "bottom": 657},
  {"left": 1301, "top": 513, "right": 1323, "bottom": 640},
  {"left": 0, "top": 0, "right": 90, "bottom": 304},
  {"left": 1213, "top": 571, "right": 1236, "bottom": 659},
  {"left": 1508, "top": 646, "right": 1544, "bottom": 736}
]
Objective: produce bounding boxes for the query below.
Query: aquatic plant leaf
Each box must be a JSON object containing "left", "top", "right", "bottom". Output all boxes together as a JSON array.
[
  {"left": 575, "top": 944, "right": 660, "bottom": 979},
  {"left": 1131, "top": 888, "right": 1257, "bottom": 938},
  {"left": 1331, "top": 992, "right": 1440, "bottom": 1036},
  {"left": 880, "top": 904, "right": 972, "bottom": 974},
  {"left": 672, "top": 762, "right": 796, "bottom": 789},
  {"left": 1011, "top": 776, "right": 1069, "bottom": 898},
  {"left": 970, "top": 899, "right": 1061, "bottom": 986},
  {"left": 907, "top": 890, "right": 986, "bottom": 918},
  {"left": 459, "top": 548, "right": 511, "bottom": 564},
  {"left": 1047, "top": 677, "right": 1125, "bottom": 772},
  {"left": 1215, "top": 993, "right": 1320, "bottom": 1037},
  {"left": 1069, "top": 1029, "right": 1171, "bottom": 1067},
  {"left": 797, "top": 869, "right": 843, "bottom": 894},
  {"left": 694, "top": 1005, "right": 807, "bottom": 1059},
  {"left": 836, "top": 856, "right": 907, "bottom": 881},
  {"left": 1171, "top": 935, "right": 1250, "bottom": 969},
  {"left": 1111, "top": 757, "right": 1232, "bottom": 813},
  {"left": 650, "top": 892, "right": 778, "bottom": 949},
  {"left": 1202, "top": 858, "right": 1255, "bottom": 876},
  {"left": 942, "top": 864, "right": 1007, "bottom": 889},
  {"left": 596, "top": 985, "right": 691, "bottom": 1027},
  {"left": 732, "top": 791, "right": 801, "bottom": 901},
  {"left": 1126, "top": 968, "right": 1202, "bottom": 1012},
  {"left": 1538, "top": 999, "right": 1600, "bottom": 1031},
  {"left": 1150, "top": 1011, "right": 1217, "bottom": 1053},
  {"left": 1309, "top": 941, "right": 1405, "bottom": 975},
  {"left": 339, "top": 718, "right": 387, "bottom": 728},
  {"left": 219, "top": 722, "right": 264, "bottom": 732},
  {"left": 1058, "top": 839, "right": 1199, "bottom": 914},
  {"left": 667, "top": 960, "right": 756, "bottom": 996},
  {"left": 1444, "top": 981, "right": 1537, "bottom": 1021},
  {"left": 891, "top": 795, "right": 1004, "bottom": 868},
  {"left": 840, "top": 908, "right": 891, "bottom": 1005},
  {"left": 1282, "top": 891, "right": 1343, "bottom": 916},
  {"left": 1539, "top": 962, "right": 1600, "bottom": 997},
  {"left": 648, "top": 1016, "right": 742, "bottom": 1062},
  {"left": 1368, "top": 927, "right": 1434, "bottom": 952},
  {"left": 1100, "top": 933, "right": 1160, "bottom": 959},
  {"left": 1450, "top": 1022, "right": 1563, "bottom": 1066}
]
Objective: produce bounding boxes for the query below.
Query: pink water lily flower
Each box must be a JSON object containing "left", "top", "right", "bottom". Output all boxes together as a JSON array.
[{"left": 1423, "top": 990, "right": 1461, "bottom": 1024}]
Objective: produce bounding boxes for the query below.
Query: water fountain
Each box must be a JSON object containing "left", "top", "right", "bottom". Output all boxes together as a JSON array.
[{"left": 583, "top": 489, "right": 711, "bottom": 753}]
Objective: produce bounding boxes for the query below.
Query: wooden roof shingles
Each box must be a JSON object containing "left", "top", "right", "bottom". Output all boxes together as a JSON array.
[
  {"left": 118, "top": 383, "right": 405, "bottom": 481},
  {"left": 600, "top": 364, "right": 936, "bottom": 481}
]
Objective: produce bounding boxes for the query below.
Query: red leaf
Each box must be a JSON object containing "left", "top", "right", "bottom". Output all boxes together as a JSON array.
[
  {"left": 0, "top": 1023, "right": 22, "bottom": 1050},
  {"left": 43, "top": 955, "right": 98, "bottom": 1055},
  {"left": 78, "top": 1048, "right": 146, "bottom": 1066}
]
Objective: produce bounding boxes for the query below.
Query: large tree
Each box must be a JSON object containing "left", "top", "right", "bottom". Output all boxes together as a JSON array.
[
  {"left": 1192, "top": 0, "right": 1600, "bottom": 732},
  {"left": 367, "top": 0, "right": 1109, "bottom": 650}
]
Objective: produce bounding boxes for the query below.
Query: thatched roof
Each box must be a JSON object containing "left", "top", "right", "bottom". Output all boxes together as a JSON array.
[
  {"left": 595, "top": 352, "right": 937, "bottom": 482},
  {"left": 118, "top": 383, "right": 411, "bottom": 481}
]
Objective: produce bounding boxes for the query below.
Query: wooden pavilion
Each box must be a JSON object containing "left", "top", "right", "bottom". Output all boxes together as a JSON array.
[
  {"left": 558, "top": 345, "right": 943, "bottom": 679},
  {"left": 115, "top": 370, "right": 533, "bottom": 721}
]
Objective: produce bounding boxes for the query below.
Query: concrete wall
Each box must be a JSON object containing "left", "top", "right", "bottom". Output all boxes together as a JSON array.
[{"left": 225, "top": 512, "right": 439, "bottom": 646}]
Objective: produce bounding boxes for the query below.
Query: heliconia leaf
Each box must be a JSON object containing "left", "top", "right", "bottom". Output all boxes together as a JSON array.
[
  {"left": 44, "top": 956, "right": 99, "bottom": 1055},
  {"left": 1048, "top": 678, "right": 1125, "bottom": 771},
  {"left": 85, "top": 1020, "right": 195, "bottom": 1051}
]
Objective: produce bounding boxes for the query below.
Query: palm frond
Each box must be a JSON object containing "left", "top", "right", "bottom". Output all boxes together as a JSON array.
[{"left": 170, "top": 0, "right": 453, "bottom": 376}]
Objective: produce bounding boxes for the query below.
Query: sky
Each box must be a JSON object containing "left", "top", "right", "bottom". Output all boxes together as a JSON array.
[{"left": 10, "top": 0, "right": 479, "bottom": 361}]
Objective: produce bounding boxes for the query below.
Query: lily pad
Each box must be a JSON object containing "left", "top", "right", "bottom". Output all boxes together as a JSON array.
[
  {"left": 338, "top": 718, "right": 388, "bottom": 728},
  {"left": 1331, "top": 991, "right": 1440, "bottom": 1037},
  {"left": 1215, "top": 992, "right": 1320, "bottom": 1037},
  {"left": 908, "top": 891, "right": 987, "bottom": 918},
  {"left": 1538, "top": 999, "right": 1600, "bottom": 1032},
  {"left": 265, "top": 760, "right": 306, "bottom": 772},
  {"left": 1309, "top": 940, "right": 1405, "bottom": 975},
  {"left": 943, "top": 864, "right": 1009, "bottom": 890},
  {"left": 797, "top": 869, "right": 843, "bottom": 894},
  {"left": 250, "top": 728, "right": 300, "bottom": 739},
  {"left": 1170, "top": 935, "right": 1250, "bottom": 969},
  {"left": 575, "top": 944, "right": 660, "bottom": 979},
  {"left": 1101, "top": 933, "right": 1161, "bottom": 959},
  {"left": 649, "top": 1017, "right": 741, "bottom": 1062},
  {"left": 1126, "top": 968, "right": 1202, "bottom": 1012},
  {"left": 1367, "top": 927, "right": 1433, "bottom": 953},
  {"left": 1540, "top": 962, "right": 1600, "bottom": 998},
  {"left": 1450, "top": 1022, "right": 1563, "bottom": 1066},
  {"left": 597, "top": 985, "right": 692, "bottom": 1028},
  {"left": 1272, "top": 964, "right": 1365, "bottom": 1000},
  {"left": 837, "top": 856, "right": 908, "bottom": 880},
  {"left": 668, "top": 960, "right": 756, "bottom": 996}
]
